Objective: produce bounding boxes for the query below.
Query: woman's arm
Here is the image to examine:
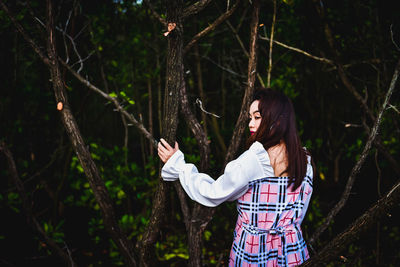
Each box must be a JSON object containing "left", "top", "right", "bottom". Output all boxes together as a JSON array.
[{"left": 158, "top": 140, "right": 266, "bottom": 207}]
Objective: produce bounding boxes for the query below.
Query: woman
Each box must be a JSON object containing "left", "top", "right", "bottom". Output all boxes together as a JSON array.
[{"left": 158, "top": 88, "right": 313, "bottom": 266}]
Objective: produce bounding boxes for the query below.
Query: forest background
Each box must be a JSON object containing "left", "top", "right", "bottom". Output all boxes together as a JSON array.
[{"left": 0, "top": 0, "right": 400, "bottom": 266}]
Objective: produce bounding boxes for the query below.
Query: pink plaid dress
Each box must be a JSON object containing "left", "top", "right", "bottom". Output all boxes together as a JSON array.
[
  {"left": 229, "top": 175, "right": 313, "bottom": 266},
  {"left": 161, "top": 141, "right": 313, "bottom": 267}
]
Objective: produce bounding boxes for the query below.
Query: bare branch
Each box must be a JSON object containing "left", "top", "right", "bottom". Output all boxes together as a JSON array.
[
  {"left": 173, "top": 182, "right": 191, "bottom": 230},
  {"left": 142, "top": 0, "right": 166, "bottom": 26},
  {"left": 265, "top": 1, "right": 399, "bottom": 181},
  {"left": 59, "top": 59, "right": 158, "bottom": 148},
  {"left": 182, "top": 0, "right": 213, "bottom": 19},
  {"left": 224, "top": 0, "right": 260, "bottom": 165},
  {"left": 226, "top": 20, "right": 248, "bottom": 57},
  {"left": 0, "top": 142, "right": 77, "bottom": 267},
  {"left": 303, "top": 177, "right": 400, "bottom": 266},
  {"left": 196, "top": 98, "right": 220, "bottom": 118},
  {"left": 0, "top": 1, "right": 50, "bottom": 66},
  {"left": 201, "top": 55, "right": 245, "bottom": 77},
  {"left": 388, "top": 104, "right": 400, "bottom": 115},
  {"left": 259, "top": 35, "right": 334, "bottom": 65},
  {"left": 45, "top": 1, "right": 137, "bottom": 264},
  {"left": 225, "top": 16, "right": 265, "bottom": 87},
  {"left": 309, "top": 56, "right": 400, "bottom": 246},
  {"left": 28, "top": 12, "right": 90, "bottom": 74},
  {"left": 390, "top": 24, "right": 400, "bottom": 51},
  {"left": 55, "top": 23, "right": 86, "bottom": 73},
  {"left": 179, "top": 70, "right": 210, "bottom": 173},
  {"left": 266, "top": 0, "right": 277, "bottom": 87},
  {"left": 121, "top": 112, "right": 129, "bottom": 166},
  {"left": 184, "top": 0, "right": 240, "bottom": 54}
]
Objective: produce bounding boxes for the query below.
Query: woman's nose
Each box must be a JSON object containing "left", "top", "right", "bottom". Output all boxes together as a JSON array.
[{"left": 249, "top": 119, "right": 254, "bottom": 127}]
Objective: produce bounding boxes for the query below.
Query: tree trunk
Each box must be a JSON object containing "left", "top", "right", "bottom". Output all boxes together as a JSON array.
[
  {"left": 147, "top": 77, "right": 154, "bottom": 157},
  {"left": 45, "top": 1, "right": 136, "bottom": 266},
  {"left": 138, "top": 0, "right": 183, "bottom": 265},
  {"left": 224, "top": 0, "right": 260, "bottom": 165},
  {"left": 179, "top": 45, "right": 212, "bottom": 267}
]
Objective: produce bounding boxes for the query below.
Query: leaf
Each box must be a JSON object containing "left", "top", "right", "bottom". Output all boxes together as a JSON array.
[{"left": 109, "top": 92, "right": 117, "bottom": 98}]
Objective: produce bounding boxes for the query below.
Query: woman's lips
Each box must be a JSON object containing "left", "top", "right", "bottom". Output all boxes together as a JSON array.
[{"left": 250, "top": 131, "right": 255, "bottom": 136}]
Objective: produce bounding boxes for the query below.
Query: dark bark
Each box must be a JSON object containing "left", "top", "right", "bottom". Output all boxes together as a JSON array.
[
  {"left": 138, "top": 0, "right": 183, "bottom": 265},
  {"left": 182, "top": 0, "right": 213, "bottom": 19},
  {"left": 224, "top": 0, "right": 260, "bottom": 165},
  {"left": 147, "top": 77, "right": 154, "bottom": 157},
  {"left": 45, "top": 1, "right": 137, "bottom": 266},
  {"left": 179, "top": 31, "right": 213, "bottom": 267},
  {"left": 302, "top": 179, "right": 400, "bottom": 266},
  {"left": 179, "top": 68, "right": 210, "bottom": 172}
]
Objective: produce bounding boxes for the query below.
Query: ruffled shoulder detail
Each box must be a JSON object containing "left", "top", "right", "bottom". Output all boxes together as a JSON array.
[
  {"left": 248, "top": 141, "right": 275, "bottom": 178},
  {"left": 306, "top": 154, "right": 313, "bottom": 179}
]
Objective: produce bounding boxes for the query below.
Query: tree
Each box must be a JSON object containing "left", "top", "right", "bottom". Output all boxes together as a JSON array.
[{"left": 1, "top": 0, "right": 399, "bottom": 266}]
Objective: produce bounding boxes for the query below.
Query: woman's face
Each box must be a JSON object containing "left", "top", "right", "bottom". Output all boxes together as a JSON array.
[{"left": 249, "top": 100, "right": 261, "bottom": 135}]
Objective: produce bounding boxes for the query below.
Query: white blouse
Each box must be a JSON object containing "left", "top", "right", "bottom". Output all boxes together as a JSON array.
[{"left": 161, "top": 141, "right": 313, "bottom": 208}]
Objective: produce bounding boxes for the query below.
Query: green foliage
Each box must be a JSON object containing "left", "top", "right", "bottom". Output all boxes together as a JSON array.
[
  {"left": 1, "top": 0, "right": 399, "bottom": 265},
  {"left": 66, "top": 142, "right": 155, "bottom": 263},
  {"left": 155, "top": 234, "right": 189, "bottom": 261},
  {"left": 42, "top": 221, "right": 65, "bottom": 244}
]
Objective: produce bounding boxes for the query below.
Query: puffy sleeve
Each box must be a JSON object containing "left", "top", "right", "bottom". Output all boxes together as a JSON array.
[
  {"left": 161, "top": 147, "right": 266, "bottom": 207},
  {"left": 298, "top": 155, "right": 314, "bottom": 224}
]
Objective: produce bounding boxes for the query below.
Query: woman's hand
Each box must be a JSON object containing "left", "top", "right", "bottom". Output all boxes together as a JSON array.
[{"left": 158, "top": 138, "right": 179, "bottom": 163}]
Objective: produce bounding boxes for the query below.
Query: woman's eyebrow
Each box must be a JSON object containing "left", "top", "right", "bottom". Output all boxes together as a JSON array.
[{"left": 249, "top": 110, "right": 260, "bottom": 116}]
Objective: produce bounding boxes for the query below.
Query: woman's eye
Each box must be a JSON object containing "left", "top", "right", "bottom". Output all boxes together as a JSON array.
[{"left": 255, "top": 116, "right": 261, "bottom": 120}]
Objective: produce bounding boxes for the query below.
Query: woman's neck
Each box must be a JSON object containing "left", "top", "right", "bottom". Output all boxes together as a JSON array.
[{"left": 267, "top": 142, "right": 288, "bottom": 177}]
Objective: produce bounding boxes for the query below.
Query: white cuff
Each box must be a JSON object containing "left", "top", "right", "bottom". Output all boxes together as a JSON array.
[{"left": 161, "top": 150, "right": 185, "bottom": 181}]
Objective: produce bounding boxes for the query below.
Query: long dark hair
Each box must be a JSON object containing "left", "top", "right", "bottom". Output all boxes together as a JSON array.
[{"left": 247, "top": 88, "right": 308, "bottom": 190}]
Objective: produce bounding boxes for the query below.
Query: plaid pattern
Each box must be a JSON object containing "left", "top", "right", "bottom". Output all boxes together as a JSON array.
[{"left": 229, "top": 176, "right": 313, "bottom": 267}]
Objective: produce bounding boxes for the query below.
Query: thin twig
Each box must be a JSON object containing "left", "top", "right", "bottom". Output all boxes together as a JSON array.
[
  {"left": 196, "top": 98, "right": 220, "bottom": 118},
  {"left": 59, "top": 59, "right": 158, "bottom": 148},
  {"left": 142, "top": 0, "right": 166, "bottom": 26},
  {"left": 267, "top": 0, "right": 277, "bottom": 87},
  {"left": 0, "top": 1, "right": 50, "bottom": 66},
  {"left": 184, "top": 0, "right": 240, "bottom": 54},
  {"left": 259, "top": 35, "right": 334, "bottom": 65},
  {"left": 69, "top": 50, "right": 95, "bottom": 69},
  {"left": 390, "top": 24, "right": 400, "bottom": 51},
  {"left": 388, "top": 104, "right": 400, "bottom": 115},
  {"left": 225, "top": 16, "right": 265, "bottom": 87},
  {"left": 35, "top": 15, "right": 88, "bottom": 74},
  {"left": 375, "top": 150, "right": 382, "bottom": 197},
  {"left": 201, "top": 55, "right": 245, "bottom": 77}
]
